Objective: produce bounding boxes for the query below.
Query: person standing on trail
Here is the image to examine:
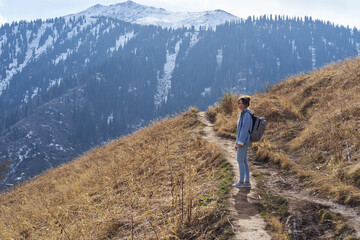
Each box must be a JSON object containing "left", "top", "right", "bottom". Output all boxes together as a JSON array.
[{"left": 232, "top": 96, "right": 253, "bottom": 188}]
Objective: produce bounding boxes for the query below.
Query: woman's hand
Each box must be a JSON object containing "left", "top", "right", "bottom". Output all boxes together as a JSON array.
[{"left": 234, "top": 144, "right": 243, "bottom": 151}]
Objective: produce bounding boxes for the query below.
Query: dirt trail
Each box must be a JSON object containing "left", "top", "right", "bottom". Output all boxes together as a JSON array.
[
  {"left": 262, "top": 165, "right": 360, "bottom": 227},
  {"left": 198, "top": 112, "right": 360, "bottom": 239},
  {"left": 197, "top": 112, "right": 271, "bottom": 240}
]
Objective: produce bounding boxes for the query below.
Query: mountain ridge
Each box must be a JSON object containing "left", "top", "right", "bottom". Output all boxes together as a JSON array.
[{"left": 68, "top": 0, "right": 240, "bottom": 29}]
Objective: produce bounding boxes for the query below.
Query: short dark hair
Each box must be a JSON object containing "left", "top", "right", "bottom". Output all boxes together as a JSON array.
[{"left": 238, "top": 96, "right": 251, "bottom": 107}]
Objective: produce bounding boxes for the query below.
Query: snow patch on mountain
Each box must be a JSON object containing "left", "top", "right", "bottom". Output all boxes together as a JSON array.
[
  {"left": 309, "top": 45, "right": 316, "bottom": 69},
  {"left": 71, "top": 1, "right": 239, "bottom": 30},
  {"left": 30, "top": 88, "right": 39, "bottom": 100},
  {"left": 154, "top": 40, "right": 182, "bottom": 108},
  {"left": 23, "top": 91, "right": 29, "bottom": 103},
  {"left": 65, "top": 17, "right": 96, "bottom": 39},
  {"left": 189, "top": 32, "right": 200, "bottom": 47},
  {"left": 184, "top": 31, "right": 200, "bottom": 57},
  {"left": 216, "top": 49, "right": 223, "bottom": 69},
  {"left": 0, "top": 35, "right": 7, "bottom": 55},
  {"left": 201, "top": 87, "right": 211, "bottom": 97},
  {"left": 90, "top": 24, "right": 101, "bottom": 40},
  {"left": 25, "top": 131, "right": 33, "bottom": 139},
  {"left": 291, "top": 40, "right": 296, "bottom": 53},
  {"left": 0, "top": 22, "right": 57, "bottom": 96},
  {"left": 109, "top": 31, "right": 135, "bottom": 52},
  {"left": 54, "top": 49, "right": 73, "bottom": 65},
  {"left": 49, "top": 143, "right": 65, "bottom": 151},
  {"left": 107, "top": 113, "right": 114, "bottom": 125},
  {"left": 2, "top": 145, "right": 30, "bottom": 184},
  {"left": 8, "top": 58, "right": 18, "bottom": 69},
  {"left": 48, "top": 78, "right": 63, "bottom": 91},
  {"left": 30, "top": 25, "right": 57, "bottom": 59}
]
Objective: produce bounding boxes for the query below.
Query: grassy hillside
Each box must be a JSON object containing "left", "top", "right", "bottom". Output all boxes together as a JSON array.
[
  {"left": 208, "top": 57, "right": 360, "bottom": 206},
  {"left": 0, "top": 108, "right": 233, "bottom": 239}
]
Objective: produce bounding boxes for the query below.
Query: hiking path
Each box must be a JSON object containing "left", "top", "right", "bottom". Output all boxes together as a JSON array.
[{"left": 197, "top": 111, "right": 271, "bottom": 240}]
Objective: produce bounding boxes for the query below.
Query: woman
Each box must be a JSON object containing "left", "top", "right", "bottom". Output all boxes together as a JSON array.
[{"left": 232, "top": 96, "right": 253, "bottom": 188}]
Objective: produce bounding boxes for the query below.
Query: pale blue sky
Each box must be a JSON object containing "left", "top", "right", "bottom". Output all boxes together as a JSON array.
[{"left": 1, "top": 0, "right": 360, "bottom": 29}]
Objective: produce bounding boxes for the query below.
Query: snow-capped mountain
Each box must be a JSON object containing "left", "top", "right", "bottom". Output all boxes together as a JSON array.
[
  {"left": 70, "top": 0, "right": 240, "bottom": 29},
  {"left": 0, "top": 1, "right": 238, "bottom": 97}
]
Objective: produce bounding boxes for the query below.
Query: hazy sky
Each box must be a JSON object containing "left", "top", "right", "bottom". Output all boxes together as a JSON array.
[{"left": 1, "top": 0, "right": 360, "bottom": 29}]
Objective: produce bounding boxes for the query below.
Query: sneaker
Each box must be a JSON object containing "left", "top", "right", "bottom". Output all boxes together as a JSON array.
[
  {"left": 244, "top": 182, "right": 252, "bottom": 188},
  {"left": 232, "top": 182, "right": 246, "bottom": 188}
]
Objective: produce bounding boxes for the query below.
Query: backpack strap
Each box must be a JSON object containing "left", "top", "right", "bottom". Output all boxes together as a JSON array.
[
  {"left": 241, "top": 110, "right": 254, "bottom": 134},
  {"left": 247, "top": 112, "right": 255, "bottom": 134}
]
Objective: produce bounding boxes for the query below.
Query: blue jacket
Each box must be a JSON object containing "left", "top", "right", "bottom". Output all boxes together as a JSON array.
[{"left": 235, "top": 108, "right": 253, "bottom": 146}]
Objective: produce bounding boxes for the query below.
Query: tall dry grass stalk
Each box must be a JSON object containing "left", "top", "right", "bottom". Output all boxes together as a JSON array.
[{"left": 0, "top": 108, "right": 231, "bottom": 239}]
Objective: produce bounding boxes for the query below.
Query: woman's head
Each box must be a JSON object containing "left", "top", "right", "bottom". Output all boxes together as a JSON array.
[{"left": 238, "top": 96, "right": 251, "bottom": 111}]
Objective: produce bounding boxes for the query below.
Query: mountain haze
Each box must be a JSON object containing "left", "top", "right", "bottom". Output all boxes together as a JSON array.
[{"left": 1, "top": 1, "right": 360, "bottom": 188}]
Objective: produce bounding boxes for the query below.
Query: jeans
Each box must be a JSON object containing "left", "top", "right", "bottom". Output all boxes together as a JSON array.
[{"left": 237, "top": 144, "right": 250, "bottom": 182}]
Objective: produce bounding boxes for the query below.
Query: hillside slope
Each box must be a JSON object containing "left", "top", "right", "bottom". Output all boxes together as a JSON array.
[
  {"left": 210, "top": 57, "right": 360, "bottom": 205},
  {"left": 261, "top": 57, "right": 360, "bottom": 203},
  {"left": 0, "top": 108, "right": 233, "bottom": 239},
  {"left": 207, "top": 57, "right": 360, "bottom": 238}
]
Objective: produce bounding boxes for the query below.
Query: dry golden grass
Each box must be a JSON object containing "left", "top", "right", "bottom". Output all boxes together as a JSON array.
[
  {"left": 208, "top": 57, "right": 360, "bottom": 206},
  {"left": 268, "top": 216, "right": 289, "bottom": 240},
  {"left": 0, "top": 108, "right": 232, "bottom": 239}
]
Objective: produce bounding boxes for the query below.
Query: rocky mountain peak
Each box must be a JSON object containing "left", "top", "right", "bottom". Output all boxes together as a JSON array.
[{"left": 69, "top": 0, "right": 240, "bottom": 29}]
